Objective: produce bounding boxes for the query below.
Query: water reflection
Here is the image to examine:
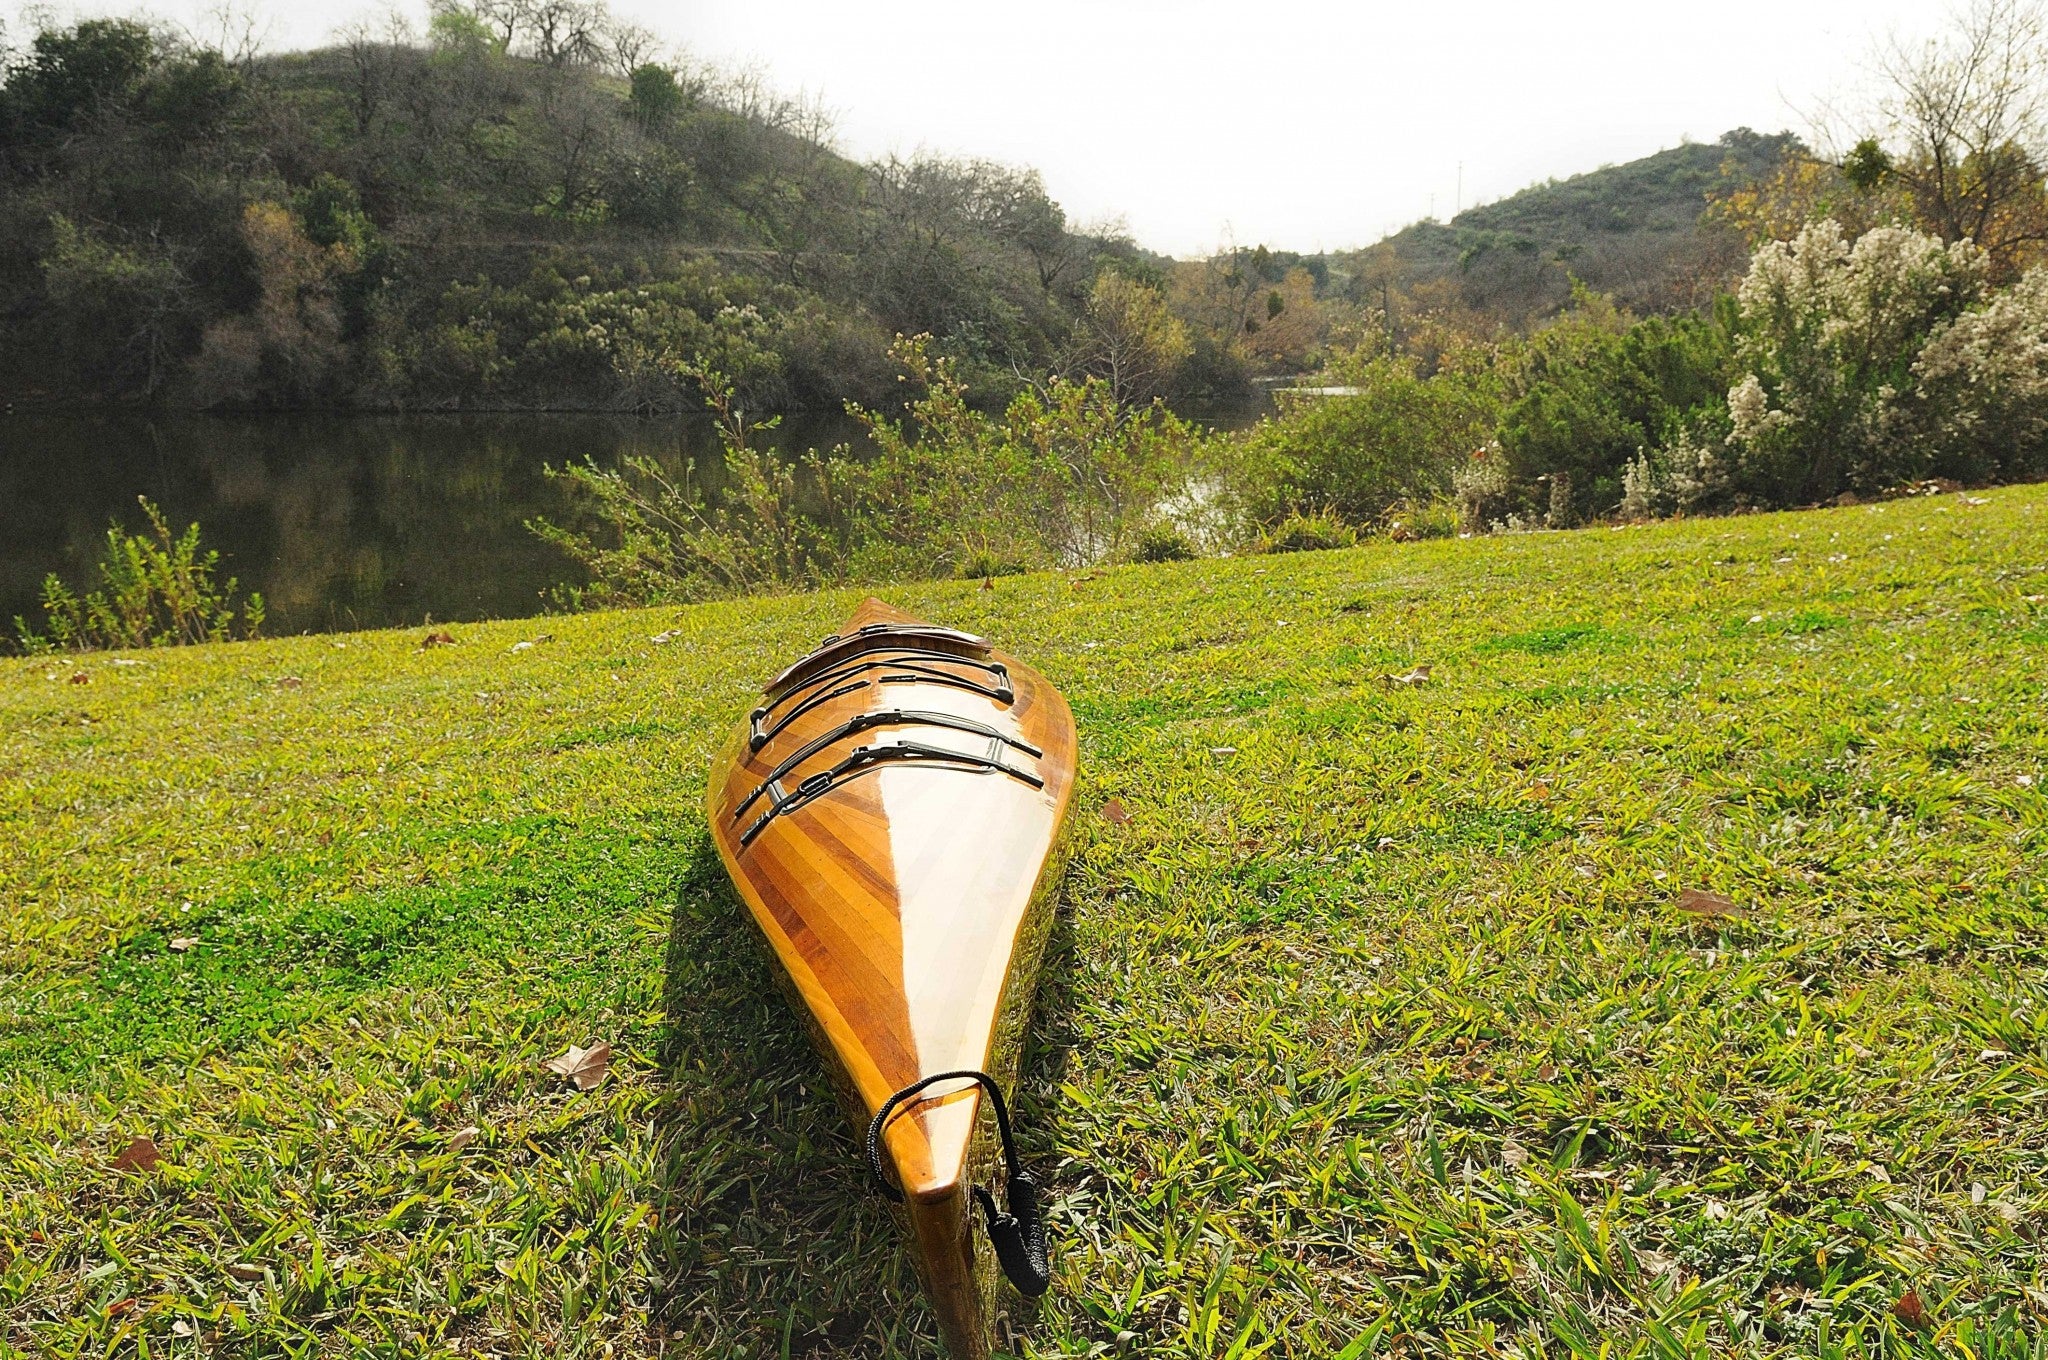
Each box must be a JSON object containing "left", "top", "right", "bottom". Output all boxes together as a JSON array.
[{"left": 0, "top": 411, "right": 864, "bottom": 636}]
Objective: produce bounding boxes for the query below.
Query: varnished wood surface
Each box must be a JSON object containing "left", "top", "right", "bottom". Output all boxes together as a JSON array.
[{"left": 706, "top": 597, "right": 1077, "bottom": 1357}]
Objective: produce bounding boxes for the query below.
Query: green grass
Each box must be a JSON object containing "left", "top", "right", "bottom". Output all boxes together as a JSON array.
[{"left": 4, "top": 489, "right": 2047, "bottom": 1358}]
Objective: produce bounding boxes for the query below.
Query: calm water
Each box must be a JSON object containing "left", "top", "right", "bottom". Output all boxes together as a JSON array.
[
  {"left": 2, "top": 399, "right": 1272, "bottom": 639},
  {"left": 0, "top": 411, "right": 864, "bottom": 637}
]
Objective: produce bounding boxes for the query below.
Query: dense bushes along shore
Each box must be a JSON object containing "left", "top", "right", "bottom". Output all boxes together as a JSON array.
[{"left": 532, "top": 218, "right": 2048, "bottom": 608}]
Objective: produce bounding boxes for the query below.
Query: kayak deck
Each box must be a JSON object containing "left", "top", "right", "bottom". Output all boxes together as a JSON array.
[{"left": 706, "top": 597, "right": 1076, "bottom": 1353}]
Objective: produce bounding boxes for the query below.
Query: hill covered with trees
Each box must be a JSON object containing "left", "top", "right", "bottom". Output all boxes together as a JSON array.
[
  {"left": 0, "top": 5, "right": 1150, "bottom": 411},
  {"left": 1313, "top": 130, "right": 1801, "bottom": 335},
  {"left": 0, "top": 3, "right": 1816, "bottom": 415}
]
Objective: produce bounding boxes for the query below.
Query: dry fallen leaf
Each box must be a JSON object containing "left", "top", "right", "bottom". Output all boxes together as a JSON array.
[
  {"left": 107, "top": 1298, "right": 137, "bottom": 1318},
  {"left": 1675, "top": 887, "right": 1743, "bottom": 919},
  {"left": 1379, "top": 664, "right": 1433, "bottom": 687},
  {"left": 69, "top": 672, "right": 89, "bottom": 685},
  {"left": 650, "top": 629, "right": 682, "bottom": 645},
  {"left": 1528, "top": 781, "right": 1552, "bottom": 801},
  {"left": 448, "top": 1125, "right": 482, "bottom": 1151},
  {"left": 112, "top": 1136, "right": 160, "bottom": 1173},
  {"left": 1894, "top": 1288, "right": 1929, "bottom": 1327},
  {"left": 543, "top": 1041, "right": 612, "bottom": 1092},
  {"left": 277, "top": 676, "right": 304, "bottom": 689},
  {"left": 226, "top": 1263, "right": 266, "bottom": 1282},
  {"left": 169, "top": 937, "right": 198, "bottom": 952},
  {"left": 421, "top": 630, "right": 456, "bottom": 648},
  {"left": 1101, "top": 798, "right": 1131, "bottom": 827}
]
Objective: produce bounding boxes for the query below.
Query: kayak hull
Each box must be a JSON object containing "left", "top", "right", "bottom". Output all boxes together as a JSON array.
[{"left": 705, "top": 597, "right": 1077, "bottom": 1356}]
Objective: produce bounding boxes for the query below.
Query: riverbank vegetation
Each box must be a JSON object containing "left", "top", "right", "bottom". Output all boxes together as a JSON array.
[
  {"left": 525, "top": 0, "right": 2048, "bottom": 607},
  {"left": 12, "top": 497, "right": 265, "bottom": 653},
  {"left": 538, "top": 210, "right": 2048, "bottom": 609},
  {"left": 4, "top": 487, "right": 2044, "bottom": 1355}
]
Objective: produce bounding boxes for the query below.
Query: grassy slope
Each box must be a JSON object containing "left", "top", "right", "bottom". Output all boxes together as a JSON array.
[{"left": 3, "top": 489, "right": 2046, "bottom": 1358}]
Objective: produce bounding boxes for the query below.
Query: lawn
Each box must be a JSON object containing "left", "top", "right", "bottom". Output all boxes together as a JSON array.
[{"left": 3, "top": 487, "right": 2046, "bottom": 1358}]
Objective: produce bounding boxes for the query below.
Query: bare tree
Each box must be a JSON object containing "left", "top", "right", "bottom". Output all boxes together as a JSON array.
[
  {"left": 606, "top": 20, "right": 659, "bottom": 79},
  {"left": 522, "top": 0, "right": 606, "bottom": 67},
  {"left": 194, "top": 1, "right": 268, "bottom": 69},
  {"left": 1869, "top": 0, "right": 2048, "bottom": 273},
  {"left": 335, "top": 16, "right": 412, "bottom": 142}
]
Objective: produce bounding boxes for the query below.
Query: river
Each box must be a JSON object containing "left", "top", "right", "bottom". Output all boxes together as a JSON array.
[
  {"left": 1, "top": 400, "right": 1271, "bottom": 641},
  {"left": 0, "top": 410, "right": 866, "bottom": 639}
]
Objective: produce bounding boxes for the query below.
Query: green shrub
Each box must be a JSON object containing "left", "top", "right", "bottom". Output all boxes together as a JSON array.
[
  {"left": 1261, "top": 511, "right": 1357, "bottom": 554},
  {"left": 958, "top": 552, "right": 1028, "bottom": 579},
  {"left": 1497, "top": 289, "right": 1737, "bottom": 521},
  {"left": 1237, "top": 352, "right": 1498, "bottom": 526},
  {"left": 14, "top": 497, "right": 264, "bottom": 653},
  {"left": 1380, "top": 496, "right": 1460, "bottom": 540},
  {"left": 531, "top": 336, "right": 1215, "bottom": 605},
  {"left": 1129, "top": 523, "right": 1199, "bottom": 563}
]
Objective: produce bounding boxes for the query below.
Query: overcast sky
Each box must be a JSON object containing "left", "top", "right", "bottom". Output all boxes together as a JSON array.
[{"left": 6, "top": 0, "right": 1947, "bottom": 255}]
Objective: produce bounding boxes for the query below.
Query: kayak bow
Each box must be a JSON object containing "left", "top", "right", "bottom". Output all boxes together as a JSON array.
[{"left": 706, "top": 597, "right": 1077, "bottom": 1355}]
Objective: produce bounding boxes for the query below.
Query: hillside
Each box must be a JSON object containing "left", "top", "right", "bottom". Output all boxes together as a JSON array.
[
  {"left": 1329, "top": 129, "right": 1801, "bottom": 328},
  {"left": 0, "top": 14, "right": 1138, "bottom": 411},
  {"left": 4, "top": 487, "right": 2044, "bottom": 1355}
]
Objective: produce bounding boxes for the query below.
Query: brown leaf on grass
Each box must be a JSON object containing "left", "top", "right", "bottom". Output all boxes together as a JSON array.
[
  {"left": 107, "top": 1298, "right": 137, "bottom": 1318},
  {"left": 1528, "top": 781, "right": 1552, "bottom": 801},
  {"left": 69, "top": 672, "right": 89, "bottom": 685},
  {"left": 1894, "top": 1289, "right": 1929, "bottom": 1327},
  {"left": 169, "top": 937, "right": 198, "bottom": 952},
  {"left": 1675, "top": 887, "right": 1744, "bottom": 919},
  {"left": 112, "top": 1136, "right": 159, "bottom": 1172},
  {"left": 1378, "top": 664, "right": 1432, "bottom": 687},
  {"left": 226, "top": 1263, "right": 266, "bottom": 1282},
  {"left": 277, "top": 676, "right": 304, "bottom": 689},
  {"left": 543, "top": 1041, "right": 612, "bottom": 1091},
  {"left": 448, "top": 1125, "right": 481, "bottom": 1152},
  {"left": 1101, "top": 798, "right": 1131, "bottom": 827},
  {"left": 421, "top": 630, "right": 456, "bottom": 649},
  {"left": 980, "top": 576, "right": 995, "bottom": 591}
]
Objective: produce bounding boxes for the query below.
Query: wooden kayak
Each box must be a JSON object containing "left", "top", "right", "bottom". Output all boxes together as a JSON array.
[{"left": 706, "top": 597, "right": 1078, "bottom": 1356}]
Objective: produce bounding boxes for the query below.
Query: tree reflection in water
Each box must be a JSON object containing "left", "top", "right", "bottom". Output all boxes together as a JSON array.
[{"left": 1, "top": 411, "right": 864, "bottom": 636}]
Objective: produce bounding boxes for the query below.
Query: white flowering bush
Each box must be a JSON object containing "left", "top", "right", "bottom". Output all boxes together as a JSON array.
[
  {"left": 1906, "top": 268, "right": 2048, "bottom": 485},
  {"left": 1726, "top": 220, "right": 1987, "bottom": 502}
]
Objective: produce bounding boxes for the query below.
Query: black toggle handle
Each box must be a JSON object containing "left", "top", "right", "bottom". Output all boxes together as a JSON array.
[
  {"left": 973, "top": 1175, "right": 1051, "bottom": 1297},
  {"left": 866, "top": 1070, "right": 1053, "bottom": 1298}
]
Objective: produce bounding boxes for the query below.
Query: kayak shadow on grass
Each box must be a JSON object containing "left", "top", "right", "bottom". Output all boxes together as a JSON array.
[{"left": 648, "top": 830, "right": 1085, "bottom": 1357}]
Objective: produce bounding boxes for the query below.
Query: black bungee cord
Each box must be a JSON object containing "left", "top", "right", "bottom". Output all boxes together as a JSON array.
[{"left": 864, "top": 1070, "right": 1051, "bottom": 1298}]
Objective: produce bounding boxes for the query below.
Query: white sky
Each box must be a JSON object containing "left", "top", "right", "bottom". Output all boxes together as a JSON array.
[{"left": 6, "top": 0, "right": 1945, "bottom": 255}]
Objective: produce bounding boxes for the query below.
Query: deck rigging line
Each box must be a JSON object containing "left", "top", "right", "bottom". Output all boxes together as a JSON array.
[
  {"left": 735, "top": 708, "right": 1043, "bottom": 821},
  {"left": 736, "top": 739, "right": 1044, "bottom": 847},
  {"left": 749, "top": 650, "right": 1014, "bottom": 750}
]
